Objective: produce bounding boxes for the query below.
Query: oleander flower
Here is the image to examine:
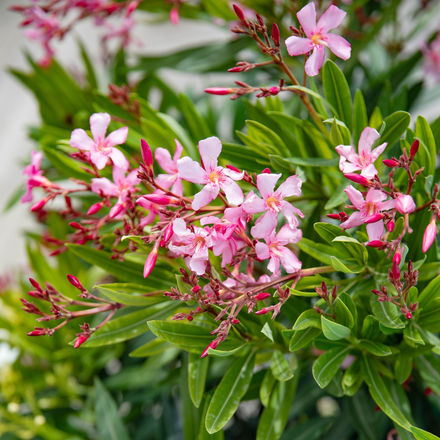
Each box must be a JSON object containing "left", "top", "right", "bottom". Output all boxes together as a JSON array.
[{"left": 155, "top": 139, "right": 183, "bottom": 196}]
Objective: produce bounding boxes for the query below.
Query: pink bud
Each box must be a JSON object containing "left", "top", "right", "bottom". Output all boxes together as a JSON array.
[
  {"left": 254, "top": 292, "right": 271, "bottom": 301},
  {"left": 74, "top": 335, "right": 89, "bottom": 349},
  {"left": 344, "top": 174, "right": 370, "bottom": 186},
  {"left": 144, "top": 194, "right": 180, "bottom": 205},
  {"left": 201, "top": 339, "right": 219, "bottom": 358},
  {"left": 191, "top": 286, "right": 201, "bottom": 294},
  {"left": 383, "top": 159, "right": 400, "bottom": 168},
  {"left": 228, "top": 66, "right": 244, "bottom": 73},
  {"left": 28, "top": 329, "right": 46, "bottom": 336},
  {"left": 392, "top": 252, "right": 401, "bottom": 280},
  {"left": 387, "top": 221, "right": 395, "bottom": 232},
  {"left": 205, "top": 87, "right": 234, "bottom": 96},
  {"left": 144, "top": 244, "right": 158, "bottom": 278},
  {"left": 232, "top": 319, "right": 240, "bottom": 325},
  {"left": 424, "top": 387, "right": 433, "bottom": 396},
  {"left": 396, "top": 194, "right": 416, "bottom": 214},
  {"left": 327, "top": 213, "right": 340, "bottom": 220},
  {"left": 233, "top": 4, "right": 245, "bottom": 21},
  {"left": 269, "top": 87, "right": 279, "bottom": 95},
  {"left": 226, "top": 164, "right": 240, "bottom": 173},
  {"left": 406, "top": 312, "right": 412, "bottom": 320},
  {"left": 365, "top": 213, "right": 384, "bottom": 224},
  {"left": 87, "top": 201, "right": 104, "bottom": 215},
  {"left": 29, "top": 278, "right": 42, "bottom": 291},
  {"left": 141, "top": 139, "right": 153, "bottom": 167},
  {"left": 169, "top": 7, "right": 179, "bottom": 25},
  {"left": 67, "top": 274, "right": 83, "bottom": 290},
  {"left": 367, "top": 240, "right": 387, "bottom": 248},
  {"left": 271, "top": 23, "right": 280, "bottom": 46},
  {"left": 30, "top": 198, "right": 47, "bottom": 212},
  {"left": 261, "top": 168, "right": 271, "bottom": 174},
  {"left": 187, "top": 315, "right": 193, "bottom": 322},
  {"left": 410, "top": 140, "right": 419, "bottom": 158},
  {"left": 255, "top": 307, "right": 269, "bottom": 315},
  {"left": 126, "top": 1, "right": 139, "bottom": 15},
  {"left": 163, "top": 223, "right": 174, "bottom": 244},
  {"left": 109, "top": 203, "right": 125, "bottom": 218},
  {"left": 422, "top": 220, "right": 437, "bottom": 253},
  {"left": 69, "top": 222, "right": 82, "bottom": 229}
]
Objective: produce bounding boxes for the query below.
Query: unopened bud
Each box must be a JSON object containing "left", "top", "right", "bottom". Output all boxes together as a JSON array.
[
  {"left": 201, "top": 339, "right": 220, "bottom": 358},
  {"left": 141, "top": 139, "right": 153, "bottom": 168},
  {"left": 254, "top": 292, "right": 271, "bottom": 301},
  {"left": 327, "top": 213, "right": 341, "bottom": 220},
  {"left": 255, "top": 307, "right": 269, "bottom": 315},
  {"left": 144, "top": 194, "right": 180, "bottom": 205},
  {"left": 144, "top": 244, "right": 159, "bottom": 278},
  {"left": 67, "top": 274, "right": 84, "bottom": 290},
  {"left": 313, "top": 306, "right": 324, "bottom": 315},
  {"left": 271, "top": 23, "right": 280, "bottom": 46},
  {"left": 30, "top": 198, "right": 47, "bottom": 212},
  {"left": 233, "top": 4, "right": 245, "bottom": 21},
  {"left": 169, "top": 7, "right": 179, "bottom": 25},
  {"left": 205, "top": 87, "right": 234, "bottom": 96},
  {"left": 383, "top": 159, "right": 400, "bottom": 168},
  {"left": 269, "top": 86, "right": 279, "bottom": 95},
  {"left": 406, "top": 312, "right": 412, "bottom": 319},
  {"left": 410, "top": 140, "right": 419, "bottom": 158},
  {"left": 163, "top": 223, "right": 174, "bottom": 244},
  {"left": 331, "top": 285, "right": 337, "bottom": 302},
  {"left": 367, "top": 240, "right": 387, "bottom": 248},
  {"left": 344, "top": 174, "right": 371, "bottom": 186},
  {"left": 261, "top": 168, "right": 271, "bottom": 174},
  {"left": 387, "top": 221, "right": 395, "bottom": 232},
  {"left": 392, "top": 252, "right": 401, "bottom": 280},
  {"left": 424, "top": 387, "right": 433, "bottom": 396},
  {"left": 422, "top": 219, "right": 437, "bottom": 253},
  {"left": 232, "top": 319, "right": 240, "bottom": 325},
  {"left": 69, "top": 222, "right": 82, "bottom": 229},
  {"left": 109, "top": 202, "right": 125, "bottom": 218},
  {"left": 191, "top": 286, "right": 201, "bottom": 294},
  {"left": 87, "top": 201, "right": 104, "bottom": 215},
  {"left": 365, "top": 213, "right": 384, "bottom": 224},
  {"left": 28, "top": 328, "right": 47, "bottom": 336},
  {"left": 74, "top": 335, "right": 89, "bottom": 349},
  {"left": 396, "top": 194, "right": 416, "bottom": 215}
]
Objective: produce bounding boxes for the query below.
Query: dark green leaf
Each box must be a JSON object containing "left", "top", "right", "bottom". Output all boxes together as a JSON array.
[
  {"left": 312, "top": 345, "right": 352, "bottom": 388},
  {"left": 188, "top": 353, "right": 209, "bottom": 408},
  {"left": 270, "top": 350, "right": 294, "bottom": 382}
]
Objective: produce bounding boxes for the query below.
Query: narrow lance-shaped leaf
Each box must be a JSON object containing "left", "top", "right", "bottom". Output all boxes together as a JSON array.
[
  {"left": 312, "top": 345, "right": 352, "bottom": 388},
  {"left": 188, "top": 353, "right": 209, "bottom": 408}
]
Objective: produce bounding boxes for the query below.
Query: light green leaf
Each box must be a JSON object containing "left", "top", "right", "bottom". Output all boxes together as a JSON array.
[
  {"left": 394, "top": 355, "right": 413, "bottom": 385},
  {"left": 321, "top": 316, "right": 351, "bottom": 340},
  {"left": 381, "top": 111, "right": 411, "bottom": 147},
  {"left": 312, "top": 345, "right": 352, "bottom": 388},
  {"left": 261, "top": 323, "right": 274, "bottom": 342},
  {"left": 289, "top": 327, "right": 322, "bottom": 352},
  {"left": 335, "top": 297, "right": 354, "bottom": 328},
  {"left": 129, "top": 338, "right": 173, "bottom": 357},
  {"left": 271, "top": 350, "right": 294, "bottom": 382},
  {"left": 357, "top": 340, "right": 392, "bottom": 356},
  {"left": 293, "top": 309, "right": 322, "bottom": 331},
  {"left": 95, "top": 284, "right": 166, "bottom": 306},
  {"left": 418, "top": 275, "right": 440, "bottom": 309},
  {"left": 415, "top": 115, "right": 436, "bottom": 176},
  {"left": 188, "top": 353, "right": 209, "bottom": 408},
  {"left": 370, "top": 296, "right": 405, "bottom": 329},
  {"left": 411, "top": 427, "right": 440, "bottom": 440},
  {"left": 283, "top": 157, "right": 339, "bottom": 167},
  {"left": 260, "top": 369, "right": 276, "bottom": 407}
]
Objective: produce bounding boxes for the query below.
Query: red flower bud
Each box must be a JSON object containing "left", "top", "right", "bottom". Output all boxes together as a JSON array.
[
  {"left": 392, "top": 252, "right": 401, "bottom": 280},
  {"left": 87, "top": 201, "right": 104, "bottom": 215},
  {"left": 141, "top": 139, "right": 153, "bottom": 167},
  {"left": 269, "top": 87, "right": 279, "bottom": 95},
  {"left": 109, "top": 203, "right": 125, "bottom": 218},
  {"left": 424, "top": 387, "right": 433, "bottom": 396},
  {"left": 205, "top": 87, "right": 234, "bottom": 96},
  {"left": 344, "top": 173, "right": 371, "bottom": 186},
  {"left": 233, "top": 4, "right": 245, "bottom": 21},
  {"left": 387, "top": 221, "right": 395, "bottom": 232},
  {"left": 74, "top": 335, "right": 89, "bottom": 348},
  {"left": 367, "top": 240, "right": 387, "bottom": 248},
  {"left": 201, "top": 339, "right": 220, "bottom": 358},
  {"left": 144, "top": 194, "right": 180, "bottom": 205},
  {"left": 191, "top": 286, "right": 201, "bottom": 294},
  {"left": 254, "top": 292, "right": 271, "bottom": 301},
  {"left": 261, "top": 168, "right": 271, "bottom": 174},
  {"left": 232, "top": 319, "right": 240, "bottom": 325},
  {"left": 255, "top": 307, "right": 269, "bottom": 315},
  {"left": 169, "top": 7, "right": 179, "bottom": 25},
  {"left": 144, "top": 244, "right": 158, "bottom": 278},
  {"left": 67, "top": 274, "right": 83, "bottom": 290},
  {"left": 69, "top": 222, "right": 82, "bottom": 229},
  {"left": 410, "top": 139, "right": 419, "bottom": 158},
  {"left": 327, "top": 213, "right": 341, "bottom": 220},
  {"left": 187, "top": 315, "right": 193, "bottom": 322},
  {"left": 29, "top": 278, "right": 42, "bottom": 291},
  {"left": 228, "top": 66, "right": 244, "bottom": 73},
  {"left": 226, "top": 164, "right": 240, "bottom": 173},
  {"left": 365, "top": 213, "right": 384, "bottom": 224},
  {"left": 383, "top": 159, "right": 400, "bottom": 168},
  {"left": 30, "top": 198, "right": 47, "bottom": 212},
  {"left": 271, "top": 23, "right": 280, "bottom": 46},
  {"left": 406, "top": 312, "right": 412, "bottom": 319},
  {"left": 28, "top": 329, "right": 47, "bottom": 336},
  {"left": 163, "top": 223, "right": 174, "bottom": 244},
  {"left": 423, "top": 220, "right": 437, "bottom": 253}
]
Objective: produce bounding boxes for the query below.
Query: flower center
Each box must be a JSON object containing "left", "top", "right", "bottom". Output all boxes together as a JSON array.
[
  {"left": 311, "top": 33, "right": 327, "bottom": 46},
  {"left": 193, "top": 235, "right": 206, "bottom": 252},
  {"left": 364, "top": 202, "right": 377, "bottom": 216},
  {"left": 209, "top": 169, "right": 223, "bottom": 185},
  {"left": 266, "top": 196, "right": 281, "bottom": 212},
  {"left": 97, "top": 141, "right": 112, "bottom": 155}
]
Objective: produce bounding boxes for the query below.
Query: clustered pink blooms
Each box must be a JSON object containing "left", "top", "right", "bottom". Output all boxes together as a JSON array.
[
  {"left": 285, "top": 2, "right": 351, "bottom": 76},
  {"left": 22, "top": 151, "right": 53, "bottom": 203}
]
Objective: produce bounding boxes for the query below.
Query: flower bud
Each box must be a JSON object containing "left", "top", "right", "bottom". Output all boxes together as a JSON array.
[
  {"left": 144, "top": 194, "right": 180, "bottom": 205},
  {"left": 410, "top": 140, "right": 419, "bottom": 158},
  {"left": 74, "top": 335, "right": 89, "bottom": 349},
  {"left": 67, "top": 274, "right": 84, "bottom": 290},
  {"left": 205, "top": 87, "right": 234, "bottom": 96},
  {"left": 69, "top": 222, "right": 82, "bottom": 229},
  {"left": 29, "top": 278, "right": 42, "bottom": 291},
  {"left": 87, "top": 201, "right": 104, "bottom": 215},
  {"left": 232, "top": 319, "right": 240, "bottom": 325},
  {"left": 387, "top": 221, "right": 395, "bottom": 232},
  {"left": 255, "top": 307, "right": 269, "bottom": 315},
  {"left": 365, "top": 213, "right": 384, "bottom": 224},
  {"left": 422, "top": 219, "right": 437, "bottom": 253},
  {"left": 233, "top": 4, "right": 245, "bottom": 21},
  {"left": 271, "top": 23, "right": 280, "bottom": 46},
  {"left": 383, "top": 159, "right": 400, "bottom": 168},
  {"left": 226, "top": 164, "right": 240, "bottom": 173},
  {"left": 406, "top": 312, "right": 412, "bottom": 319},
  {"left": 30, "top": 198, "right": 47, "bottom": 212},
  {"left": 28, "top": 328, "right": 47, "bottom": 336},
  {"left": 392, "top": 252, "right": 401, "bottom": 280},
  {"left": 269, "top": 87, "right": 279, "bottom": 95},
  {"left": 424, "top": 387, "right": 433, "bottom": 396},
  {"left": 367, "top": 240, "right": 387, "bottom": 248},
  {"left": 169, "top": 7, "right": 179, "bottom": 25},
  {"left": 254, "top": 292, "right": 271, "bottom": 301},
  {"left": 344, "top": 173, "right": 371, "bottom": 186},
  {"left": 163, "top": 223, "right": 174, "bottom": 244},
  {"left": 141, "top": 139, "right": 153, "bottom": 168},
  {"left": 327, "top": 213, "right": 340, "bottom": 220},
  {"left": 144, "top": 244, "right": 159, "bottom": 278},
  {"left": 261, "top": 168, "right": 271, "bottom": 174},
  {"left": 396, "top": 194, "right": 415, "bottom": 214},
  {"left": 201, "top": 339, "right": 219, "bottom": 358},
  {"left": 228, "top": 66, "right": 245, "bottom": 73},
  {"left": 109, "top": 203, "right": 125, "bottom": 218}
]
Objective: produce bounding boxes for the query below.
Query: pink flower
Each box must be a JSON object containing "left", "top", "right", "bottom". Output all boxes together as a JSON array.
[
  {"left": 168, "top": 218, "right": 213, "bottom": 275},
  {"left": 340, "top": 186, "right": 396, "bottom": 241},
  {"left": 91, "top": 166, "right": 140, "bottom": 218},
  {"left": 177, "top": 137, "right": 244, "bottom": 211},
  {"left": 70, "top": 113, "right": 128, "bottom": 170},
  {"left": 422, "top": 35, "right": 440, "bottom": 83},
  {"left": 22, "top": 151, "right": 53, "bottom": 203},
  {"left": 136, "top": 191, "right": 165, "bottom": 227},
  {"left": 395, "top": 194, "right": 415, "bottom": 215},
  {"left": 155, "top": 140, "right": 183, "bottom": 196},
  {"left": 255, "top": 224, "right": 303, "bottom": 274},
  {"left": 285, "top": 2, "right": 351, "bottom": 76},
  {"left": 423, "top": 220, "right": 437, "bottom": 253},
  {"left": 242, "top": 173, "right": 303, "bottom": 239},
  {"left": 336, "top": 127, "right": 387, "bottom": 179}
]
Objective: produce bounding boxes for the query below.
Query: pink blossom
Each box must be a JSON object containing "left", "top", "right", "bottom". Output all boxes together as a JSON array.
[
  {"left": 177, "top": 136, "right": 244, "bottom": 211},
  {"left": 136, "top": 191, "right": 166, "bottom": 227},
  {"left": 91, "top": 166, "right": 140, "bottom": 218},
  {"left": 70, "top": 113, "right": 128, "bottom": 170},
  {"left": 255, "top": 224, "right": 303, "bottom": 274},
  {"left": 285, "top": 2, "right": 351, "bottom": 76},
  {"left": 242, "top": 173, "right": 303, "bottom": 239},
  {"left": 395, "top": 194, "right": 416, "bottom": 215},
  {"left": 22, "top": 151, "right": 53, "bottom": 203},
  {"left": 423, "top": 220, "right": 437, "bottom": 253},
  {"left": 155, "top": 139, "right": 183, "bottom": 196},
  {"left": 422, "top": 35, "right": 440, "bottom": 83},
  {"left": 168, "top": 218, "right": 213, "bottom": 275},
  {"left": 340, "top": 186, "right": 396, "bottom": 241},
  {"left": 336, "top": 127, "right": 387, "bottom": 179}
]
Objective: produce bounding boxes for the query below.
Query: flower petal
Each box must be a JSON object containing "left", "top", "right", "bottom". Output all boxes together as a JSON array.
[
  {"left": 255, "top": 242, "right": 270, "bottom": 260},
  {"left": 220, "top": 178, "right": 244, "bottom": 206},
  {"left": 339, "top": 156, "right": 362, "bottom": 174},
  {"left": 277, "top": 246, "right": 302, "bottom": 273},
  {"left": 365, "top": 188, "right": 387, "bottom": 204},
  {"left": 126, "top": 169, "right": 141, "bottom": 186},
  {"left": 297, "top": 2, "right": 316, "bottom": 39},
  {"left": 70, "top": 128, "right": 95, "bottom": 151},
  {"left": 344, "top": 185, "right": 365, "bottom": 210},
  {"left": 199, "top": 136, "right": 222, "bottom": 173},
  {"left": 305, "top": 46, "right": 326, "bottom": 77},
  {"left": 155, "top": 147, "right": 177, "bottom": 174},
  {"left": 90, "top": 150, "right": 108, "bottom": 170},
  {"left": 336, "top": 144, "right": 357, "bottom": 161},
  {"left": 192, "top": 183, "right": 219, "bottom": 211},
  {"left": 106, "top": 126, "right": 128, "bottom": 148},
  {"left": 173, "top": 139, "right": 184, "bottom": 162},
  {"left": 91, "top": 177, "right": 119, "bottom": 196},
  {"left": 242, "top": 192, "right": 266, "bottom": 214},
  {"left": 31, "top": 151, "right": 43, "bottom": 170},
  {"left": 280, "top": 202, "right": 303, "bottom": 229},
  {"left": 340, "top": 211, "right": 364, "bottom": 229},
  {"left": 366, "top": 220, "right": 384, "bottom": 242},
  {"left": 251, "top": 211, "right": 277, "bottom": 239},
  {"left": 360, "top": 163, "right": 378, "bottom": 179},
  {"left": 325, "top": 33, "right": 351, "bottom": 60},
  {"left": 275, "top": 175, "right": 302, "bottom": 199},
  {"left": 171, "top": 177, "right": 183, "bottom": 197},
  {"left": 189, "top": 257, "right": 207, "bottom": 276},
  {"left": 317, "top": 5, "right": 346, "bottom": 33},
  {"left": 90, "top": 113, "right": 110, "bottom": 144},
  {"left": 276, "top": 224, "right": 302, "bottom": 244},
  {"left": 370, "top": 142, "right": 388, "bottom": 162},
  {"left": 257, "top": 173, "right": 282, "bottom": 199},
  {"left": 109, "top": 148, "right": 129, "bottom": 170},
  {"left": 285, "top": 36, "right": 314, "bottom": 56},
  {"left": 358, "top": 127, "right": 380, "bottom": 156},
  {"left": 223, "top": 167, "right": 244, "bottom": 181},
  {"left": 177, "top": 157, "right": 207, "bottom": 184},
  {"left": 378, "top": 199, "right": 396, "bottom": 211},
  {"left": 267, "top": 255, "right": 280, "bottom": 274}
]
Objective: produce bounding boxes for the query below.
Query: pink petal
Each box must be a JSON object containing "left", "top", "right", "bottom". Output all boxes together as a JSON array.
[
  {"left": 140, "top": 210, "right": 157, "bottom": 227},
  {"left": 91, "top": 177, "right": 119, "bottom": 196},
  {"left": 192, "top": 183, "right": 219, "bottom": 211},
  {"left": 70, "top": 129, "right": 95, "bottom": 151},
  {"left": 276, "top": 224, "right": 302, "bottom": 244},
  {"left": 91, "top": 150, "right": 108, "bottom": 170},
  {"left": 257, "top": 173, "right": 282, "bottom": 199},
  {"left": 336, "top": 144, "right": 357, "bottom": 161},
  {"left": 285, "top": 36, "right": 314, "bottom": 56},
  {"left": 199, "top": 136, "right": 222, "bottom": 173},
  {"left": 267, "top": 255, "right": 281, "bottom": 274},
  {"left": 251, "top": 211, "right": 277, "bottom": 239},
  {"left": 370, "top": 142, "right": 388, "bottom": 162},
  {"left": 31, "top": 151, "right": 43, "bottom": 170},
  {"left": 177, "top": 157, "right": 208, "bottom": 184},
  {"left": 339, "top": 157, "right": 362, "bottom": 174},
  {"left": 189, "top": 257, "right": 207, "bottom": 276},
  {"left": 173, "top": 218, "right": 190, "bottom": 237},
  {"left": 305, "top": 46, "right": 326, "bottom": 77},
  {"left": 136, "top": 196, "right": 152, "bottom": 210},
  {"left": 112, "top": 166, "right": 127, "bottom": 186},
  {"left": 340, "top": 211, "right": 364, "bottom": 229},
  {"left": 155, "top": 173, "right": 175, "bottom": 190},
  {"left": 242, "top": 192, "right": 266, "bottom": 214},
  {"left": 200, "top": 216, "right": 222, "bottom": 226},
  {"left": 155, "top": 147, "right": 177, "bottom": 174},
  {"left": 297, "top": 2, "right": 316, "bottom": 39},
  {"left": 344, "top": 185, "right": 365, "bottom": 210},
  {"left": 173, "top": 139, "right": 184, "bottom": 162},
  {"left": 365, "top": 188, "right": 387, "bottom": 204},
  {"left": 275, "top": 175, "right": 302, "bottom": 199},
  {"left": 21, "top": 188, "right": 33, "bottom": 203},
  {"left": 366, "top": 220, "right": 384, "bottom": 242},
  {"left": 105, "top": 126, "right": 128, "bottom": 148},
  {"left": 378, "top": 199, "right": 396, "bottom": 211},
  {"left": 220, "top": 178, "right": 244, "bottom": 206},
  {"left": 360, "top": 163, "right": 378, "bottom": 179},
  {"left": 223, "top": 168, "right": 244, "bottom": 181},
  {"left": 396, "top": 195, "right": 416, "bottom": 214},
  {"left": 90, "top": 113, "right": 110, "bottom": 144},
  {"left": 126, "top": 169, "right": 141, "bottom": 186},
  {"left": 277, "top": 246, "right": 302, "bottom": 273},
  {"left": 255, "top": 242, "right": 270, "bottom": 260},
  {"left": 171, "top": 178, "right": 183, "bottom": 197},
  {"left": 317, "top": 5, "right": 346, "bottom": 33},
  {"left": 358, "top": 127, "right": 380, "bottom": 156},
  {"left": 325, "top": 33, "right": 351, "bottom": 60},
  {"left": 109, "top": 148, "right": 129, "bottom": 170},
  {"left": 280, "top": 202, "right": 303, "bottom": 229}
]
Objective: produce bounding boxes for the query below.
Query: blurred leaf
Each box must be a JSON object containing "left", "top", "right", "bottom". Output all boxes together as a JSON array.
[
  {"left": 96, "top": 284, "right": 167, "bottom": 306},
  {"left": 381, "top": 111, "right": 411, "bottom": 147},
  {"left": 411, "top": 427, "right": 440, "bottom": 440},
  {"left": 129, "top": 338, "right": 173, "bottom": 357},
  {"left": 188, "top": 353, "right": 209, "bottom": 408},
  {"left": 353, "top": 89, "right": 368, "bottom": 146}
]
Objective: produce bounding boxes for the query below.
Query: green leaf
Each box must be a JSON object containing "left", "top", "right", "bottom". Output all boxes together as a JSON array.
[
  {"left": 394, "top": 355, "right": 413, "bottom": 385},
  {"left": 415, "top": 116, "right": 436, "bottom": 176},
  {"left": 361, "top": 354, "right": 412, "bottom": 430},
  {"left": 353, "top": 89, "right": 368, "bottom": 146},
  {"left": 283, "top": 157, "right": 339, "bottom": 167},
  {"left": 411, "top": 427, "right": 440, "bottom": 440},
  {"left": 95, "top": 284, "right": 167, "bottom": 306},
  {"left": 179, "top": 93, "right": 211, "bottom": 141},
  {"left": 197, "top": 393, "right": 224, "bottom": 440},
  {"left": 207, "top": 344, "right": 247, "bottom": 357},
  {"left": 129, "top": 338, "right": 173, "bottom": 357},
  {"left": 418, "top": 275, "right": 440, "bottom": 309},
  {"left": 322, "top": 60, "right": 352, "bottom": 130},
  {"left": 325, "top": 183, "right": 348, "bottom": 210},
  {"left": 200, "top": 0, "right": 236, "bottom": 20},
  {"left": 206, "top": 349, "right": 256, "bottom": 433},
  {"left": 414, "top": 354, "right": 440, "bottom": 395},
  {"left": 418, "top": 298, "right": 440, "bottom": 332},
  {"left": 289, "top": 327, "right": 322, "bottom": 352},
  {"left": 404, "top": 323, "right": 425, "bottom": 346},
  {"left": 321, "top": 316, "right": 351, "bottom": 340},
  {"left": 370, "top": 295, "right": 405, "bottom": 329},
  {"left": 260, "top": 369, "right": 276, "bottom": 407},
  {"left": 342, "top": 358, "right": 362, "bottom": 394},
  {"left": 182, "top": 354, "right": 200, "bottom": 440},
  {"left": 362, "top": 315, "right": 381, "bottom": 340},
  {"left": 270, "top": 350, "right": 294, "bottom": 382},
  {"left": 261, "top": 323, "right": 274, "bottom": 342},
  {"left": 293, "top": 309, "right": 322, "bottom": 331},
  {"left": 357, "top": 340, "right": 392, "bottom": 356},
  {"left": 312, "top": 345, "right": 352, "bottom": 388},
  {"left": 256, "top": 376, "right": 299, "bottom": 440},
  {"left": 82, "top": 302, "right": 179, "bottom": 347},
  {"left": 94, "top": 377, "right": 131, "bottom": 440},
  {"left": 381, "top": 111, "right": 411, "bottom": 147},
  {"left": 188, "top": 353, "right": 209, "bottom": 408}
]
